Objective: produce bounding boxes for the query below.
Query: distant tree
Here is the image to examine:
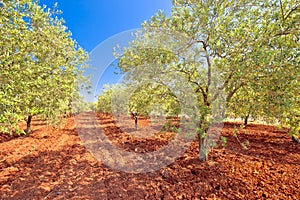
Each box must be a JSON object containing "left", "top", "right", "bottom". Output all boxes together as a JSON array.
[
  {"left": 97, "top": 82, "right": 180, "bottom": 130},
  {"left": 96, "top": 84, "right": 114, "bottom": 115},
  {"left": 227, "top": 85, "right": 264, "bottom": 126}
]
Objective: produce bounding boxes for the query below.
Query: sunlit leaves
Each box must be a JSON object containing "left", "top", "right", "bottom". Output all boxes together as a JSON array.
[
  {"left": 0, "top": 0, "right": 88, "bottom": 134},
  {"left": 115, "top": 0, "right": 299, "bottom": 144}
]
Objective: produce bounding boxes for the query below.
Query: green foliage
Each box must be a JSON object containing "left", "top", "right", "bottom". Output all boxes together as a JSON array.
[
  {"left": 220, "top": 136, "right": 227, "bottom": 148},
  {"left": 106, "top": 0, "right": 299, "bottom": 159},
  {"left": 0, "top": 0, "right": 88, "bottom": 134},
  {"left": 96, "top": 81, "right": 181, "bottom": 120},
  {"left": 72, "top": 95, "right": 94, "bottom": 114},
  {"left": 241, "top": 140, "right": 250, "bottom": 150},
  {"left": 96, "top": 84, "right": 113, "bottom": 114},
  {"left": 223, "top": 0, "right": 300, "bottom": 136},
  {"left": 162, "top": 120, "right": 171, "bottom": 131}
]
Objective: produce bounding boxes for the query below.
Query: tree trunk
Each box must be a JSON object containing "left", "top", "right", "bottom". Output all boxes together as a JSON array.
[
  {"left": 198, "top": 135, "right": 207, "bottom": 161},
  {"left": 292, "top": 135, "right": 299, "bottom": 143},
  {"left": 131, "top": 112, "right": 138, "bottom": 130},
  {"left": 244, "top": 114, "right": 250, "bottom": 126},
  {"left": 25, "top": 115, "right": 32, "bottom": 135},
  {"left": 134, "top": 116, "right": 138, "bottom": 130},
  {"left": 197, "top": 112, "right": 209, "bottom": 162}
]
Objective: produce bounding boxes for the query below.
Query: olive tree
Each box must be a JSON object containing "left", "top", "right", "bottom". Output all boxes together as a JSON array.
[
  {"left": 0, "top": 0, "right": 88, "bottom": 135},
  {"left": 116, "top": 0, "right": 300, "bottom": 160}
]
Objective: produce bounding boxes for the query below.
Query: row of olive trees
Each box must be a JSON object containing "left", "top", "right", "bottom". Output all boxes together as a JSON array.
[
  {"left": 0, "top": 0, "right": 89, "bottom": 135},
  {"left": 96, "top": 0, "right": 299, "bottom": 160},
  {"left": 96, "top": 83, "right": 180, "bottom": 120}
]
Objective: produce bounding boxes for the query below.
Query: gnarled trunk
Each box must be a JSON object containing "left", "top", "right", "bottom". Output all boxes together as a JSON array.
[
  {"left": 25, "top": 115, "right": 32, "bottom": 135},
  {"left": 131, "top": 112, "right": 138, "bottom": 130}
]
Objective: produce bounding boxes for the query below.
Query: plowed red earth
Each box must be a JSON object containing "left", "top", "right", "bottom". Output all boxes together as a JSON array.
[{"left": 0, "top": 113, "right": 299, "bottom": 199}]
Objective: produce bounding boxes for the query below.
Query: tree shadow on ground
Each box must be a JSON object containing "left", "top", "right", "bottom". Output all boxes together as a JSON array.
[{"left": 0, "top": 143, "right": 250, "bottom": 199}]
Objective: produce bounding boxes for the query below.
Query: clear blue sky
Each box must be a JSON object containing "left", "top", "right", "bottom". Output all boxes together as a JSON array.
[
  {"left": 39, "top": 0, "right": 172, "bottom": 101},
  {"left": 40, "top": 0, "right": 172, "bottom": 51}
]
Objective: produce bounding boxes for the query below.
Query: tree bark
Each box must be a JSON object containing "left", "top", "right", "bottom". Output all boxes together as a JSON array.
[
  {"left": 198, "top": 118, "right": 208, "bottom": 162},
  {"left": 25, "top": 115, "right": 32, "bottom": 135},
  {"left": 198, "top": 136, "right": 207, "bottom": 161},
  {"left": 131, "top": 112, "right": 138, "bottom": 130},
  {"left": 135, "top": 116, "right": 138, "bottom": 130},
  {"left": 244, "top": 114, "right": 250, "bottom": 126}
]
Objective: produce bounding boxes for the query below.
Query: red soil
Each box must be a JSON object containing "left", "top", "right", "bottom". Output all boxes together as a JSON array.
[{"left": 0, "top": 113, "right": 299, "bottom": 199}]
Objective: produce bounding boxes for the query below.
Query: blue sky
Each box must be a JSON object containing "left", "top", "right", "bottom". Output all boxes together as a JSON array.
[
  {"left": 40, "top": 0, "right": 172, "bottom": 51},
  {"left": 39, "top": 0, "right": 172, "bottom": 101}
]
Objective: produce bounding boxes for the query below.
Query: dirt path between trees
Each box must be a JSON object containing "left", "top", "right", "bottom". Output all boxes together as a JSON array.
[{"left": 0, "top": 112, "right": 299, "bottom": 199}]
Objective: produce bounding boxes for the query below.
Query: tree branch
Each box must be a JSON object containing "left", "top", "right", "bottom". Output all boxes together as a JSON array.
[
  {"left": 279, "top": 0, "right": 285, "bottom": 21},
  {"left": 226, "top": 82, "right": 245, "bottom": 103},
  {"left": 200, "top": 41, "right": 211, "bottom": 95},
  {"left": 284, "top": 3, "right": 300, "bottom": 20}
]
